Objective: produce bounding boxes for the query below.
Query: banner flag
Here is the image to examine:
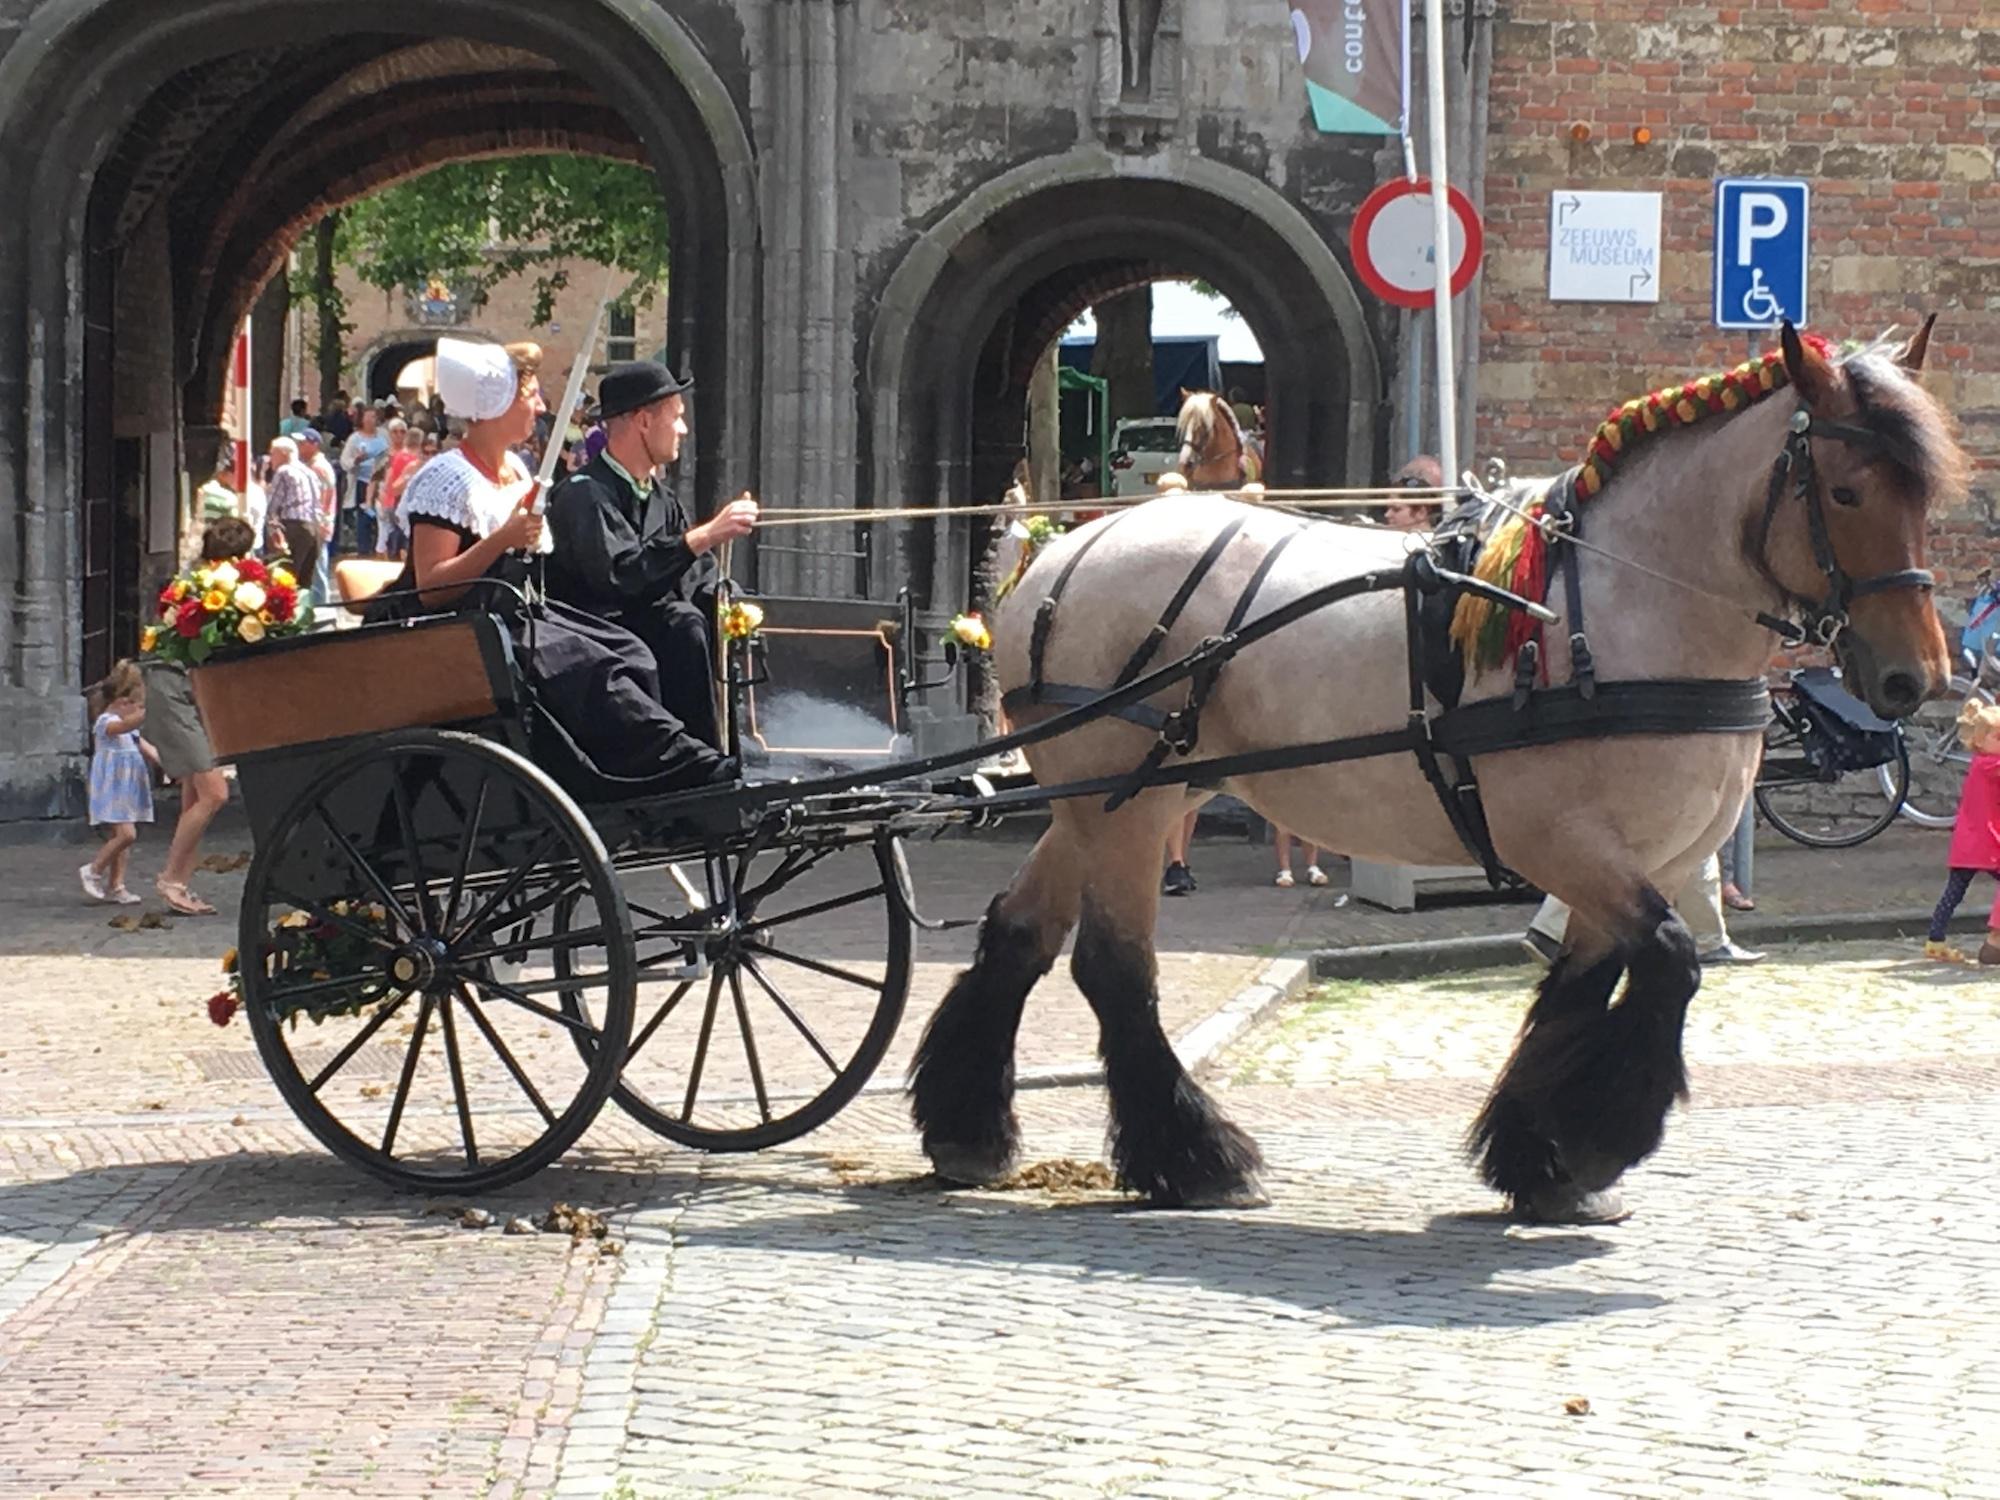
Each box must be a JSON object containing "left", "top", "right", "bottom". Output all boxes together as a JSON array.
[{"left": 1290, "top": 0, "right": 1409, "bottom": 137}]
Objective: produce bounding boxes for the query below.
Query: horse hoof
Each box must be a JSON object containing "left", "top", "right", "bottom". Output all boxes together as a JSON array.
[
  {"left": 927, "top": 1144, "right": 1016, "bottom": 1187},
  {"left": 1155, "top": 1177, "right": 1271, "bottom": 1211},
  {"left": 1513, "top": 1186, "right": 1631, "bottom": 1225}
]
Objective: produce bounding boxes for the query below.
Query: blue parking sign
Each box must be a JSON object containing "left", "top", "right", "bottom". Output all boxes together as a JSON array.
[{"left": 1714, "top": 179, "right": 1809, "bottom": 330}]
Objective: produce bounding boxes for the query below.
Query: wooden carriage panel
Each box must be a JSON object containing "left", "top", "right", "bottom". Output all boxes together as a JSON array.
[{"left": 191, "top": 618, "right": 510, "bottom": 760}]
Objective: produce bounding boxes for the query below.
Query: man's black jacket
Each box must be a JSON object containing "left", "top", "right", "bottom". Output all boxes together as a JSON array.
[{"left": 543, "top": 452, "right": 715, "bottom": 616}]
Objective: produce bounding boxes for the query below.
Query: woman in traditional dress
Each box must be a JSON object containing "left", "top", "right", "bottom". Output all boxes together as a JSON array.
[{"left": 366, "top": 338, "right": 733, "bottom": 792}]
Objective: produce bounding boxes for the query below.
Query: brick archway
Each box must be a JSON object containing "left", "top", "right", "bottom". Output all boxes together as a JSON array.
[{"left": 0, "top": 0, "right": 757, "bottom": 815}]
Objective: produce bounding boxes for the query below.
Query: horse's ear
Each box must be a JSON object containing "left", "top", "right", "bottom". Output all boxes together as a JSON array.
[
  {"left": 1897, "top": 313, "right": 1937, "bottom": 372},
  {"left": 1179, "top": 386, "right": 1193, "bottom": 401},
  {"left": 1780, "top": 320, "right": 1836, "bottom": 407}
]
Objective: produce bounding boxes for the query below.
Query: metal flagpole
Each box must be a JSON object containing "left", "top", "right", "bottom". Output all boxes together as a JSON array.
[{"left": 1423, "top": 0, "right": 1458, "bottom": 482}]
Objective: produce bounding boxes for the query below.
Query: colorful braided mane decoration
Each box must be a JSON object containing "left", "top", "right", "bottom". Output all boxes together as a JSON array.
[{"left": 1448, "top": 334, "right": 1835, "bottom": 673}]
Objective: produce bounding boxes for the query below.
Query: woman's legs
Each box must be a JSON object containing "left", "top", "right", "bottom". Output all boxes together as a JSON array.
[
  {"left": 1721, "top": 800, "right": 1756, "bottom": 909},
  {"left": 159, "top": 770, "right": 228, "bottom": 888}
]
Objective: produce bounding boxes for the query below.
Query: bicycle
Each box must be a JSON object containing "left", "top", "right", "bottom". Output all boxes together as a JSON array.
[
  {"left": 1880, "top": 645, "right": 1996, "bottom": 829},
  {"left": 1755, "top": 666, "right": 1910, "bottom": 849}
]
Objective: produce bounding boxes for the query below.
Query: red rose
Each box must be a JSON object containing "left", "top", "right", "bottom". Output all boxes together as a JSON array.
[
  {"left": 266, "top": 587, "right": 296, "bottom": 623},
  {"left": 174, "top": 598, "right": 207, "bottom": 638},
  {"left": 158, "top": 583, "right": 180, "bottom": 612},
  {"left": 236, "top": 557, "right": 268, "bottom": 584},
  {"left": 207, "top": 990, "right": 239, "bottom": 1027}
]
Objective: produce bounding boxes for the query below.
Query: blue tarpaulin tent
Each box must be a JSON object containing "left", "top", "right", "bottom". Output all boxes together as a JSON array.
[{"left": 1057, "top": 335, "right": 1223, "bottom": 417}]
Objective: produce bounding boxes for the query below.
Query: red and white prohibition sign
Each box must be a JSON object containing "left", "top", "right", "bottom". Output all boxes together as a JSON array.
[{"left": 1350, "top": 178, "right": 1485, "bottom": 310}]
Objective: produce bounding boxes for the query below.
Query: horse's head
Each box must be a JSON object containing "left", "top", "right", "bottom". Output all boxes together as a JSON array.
[
  {"left": 1175, "top": 390, "right": 1243, "bottom": 487},
  {"left": 1751, "top": 318, "right": 1967, "bottom": 718}
]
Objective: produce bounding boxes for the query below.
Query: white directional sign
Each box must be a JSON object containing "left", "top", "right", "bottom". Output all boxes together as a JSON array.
[{"left": 1547, "top": 190, "right": 1663, "bottom": 303}]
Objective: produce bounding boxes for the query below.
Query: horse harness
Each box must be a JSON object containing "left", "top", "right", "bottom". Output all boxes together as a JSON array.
[{"left": 999, "top": 408, "right": 1924, "bottom": 884}]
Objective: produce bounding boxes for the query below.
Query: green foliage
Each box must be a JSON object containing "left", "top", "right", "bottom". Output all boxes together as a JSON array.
[{"left": 335, "top": 155, "right": 671, "bottom": 325}]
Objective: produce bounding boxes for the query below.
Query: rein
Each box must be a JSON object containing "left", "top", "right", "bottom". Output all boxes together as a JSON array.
[{"left": 1749, "top": 408, "right": 1935, "bottom": 646}]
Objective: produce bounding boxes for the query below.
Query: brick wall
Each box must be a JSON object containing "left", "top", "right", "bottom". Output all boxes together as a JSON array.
[{"left": 1477, "top": 1, "right": 1999, "bottom": 594}]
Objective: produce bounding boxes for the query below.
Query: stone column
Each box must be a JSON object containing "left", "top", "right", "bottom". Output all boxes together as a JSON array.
[{"left": 757, "top": 0, "right": 859, "bottom": 598}]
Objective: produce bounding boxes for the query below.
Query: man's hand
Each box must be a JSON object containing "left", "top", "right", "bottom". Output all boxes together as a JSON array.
[{"left": 688, "top": 494, "right": 760, "bottom": 555}]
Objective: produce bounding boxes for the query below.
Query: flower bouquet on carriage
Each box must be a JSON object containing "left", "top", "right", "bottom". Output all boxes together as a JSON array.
[
  {"left": 207, "top": 900, "right": 396, "bottom": 1030},
  {"left": 143, "top": 554, "right": 312, "bottom": 666}
]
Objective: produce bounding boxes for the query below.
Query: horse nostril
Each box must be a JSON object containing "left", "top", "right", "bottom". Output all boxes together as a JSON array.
[{"left": 1881, "top": 671, "right": 1923, "bottom": 714}]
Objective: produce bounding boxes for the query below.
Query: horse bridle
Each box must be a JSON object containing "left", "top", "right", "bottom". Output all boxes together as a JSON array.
[
  {"left": 1178, "top": 405, "right": 1243, "bottom": 484},
  {"left": 1751, "top": 406, "right": 1934, "bottom": 645}
]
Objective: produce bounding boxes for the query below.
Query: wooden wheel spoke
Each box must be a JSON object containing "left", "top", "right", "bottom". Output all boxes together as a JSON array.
[
  {"left": 728, "top": 969, "right": 773, "bottom": 1123},
  {"left": 740, "top": 955, "right": 841, "bottom": 1076},
  {"left": 739, "top": 847, "right": 829, "bottom": 909},
  {"left": 381, "top": 991, "right": 437, "bottom": 1157},
  {"left": 740, "top": 884, "right": 887, "bottom": 938},
  {"left": 437, "top": 991, "right": 479, "bottom": 1168},
  {"left": 390, "top": 775, "right": 437, "bottom": 934},
  {"left": 460, "top": 868, "right": 594, "bottom": 949},
  {"left": 450, "top": 827, "right": 562, "bottom": 942},
  {"left": 626, "top": 980, "right": 695, "bottom": 1063},
  {"left": 455, "top": 984, "right": 556, "bottom": 1126},
  {"left": 306, "top": 994, "right": 410, "bottom": 1092},
  {"left": 264, "top": 968, "right": 395, "bottom": 1007},
  {"left": 742, "top": 940, "right": 884, "bottom": 993},
  {"left": 442, "top": 773, "right": 489, "bottom": 932},
  {"left": 680, "top": 970, "right": 726, "bottom": 1123},
  {"left": 315, "top": 806, "right": 419, "bottom": 937},
  {"left": 472, "top": 971, "right": 617, "bottom": 999},
  {"left": 476, "top": 976, "right": 609, "bottom": 1039}
]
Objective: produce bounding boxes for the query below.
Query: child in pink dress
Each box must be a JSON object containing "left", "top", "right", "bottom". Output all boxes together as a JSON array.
[{"left": 1927, "top": 700, "right": 2000, "bottom": 964}]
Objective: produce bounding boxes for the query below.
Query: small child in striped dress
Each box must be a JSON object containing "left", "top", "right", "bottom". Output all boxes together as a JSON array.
[{"left": 80, "top": 659, "right": 157, "bottom": 905}]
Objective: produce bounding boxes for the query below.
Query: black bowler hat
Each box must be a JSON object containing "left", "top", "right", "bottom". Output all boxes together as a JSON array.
[{"left": 595, "top": 361, "right": 692, "bottom": 420}]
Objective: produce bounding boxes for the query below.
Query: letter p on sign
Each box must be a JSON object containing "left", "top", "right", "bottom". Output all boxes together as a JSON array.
[{"left": 1736, "top": 192, "right": 1788, "bottom": 266}]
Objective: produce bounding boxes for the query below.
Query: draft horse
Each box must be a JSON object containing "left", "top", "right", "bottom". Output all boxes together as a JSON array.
[{"left": 911, "top": 322, "right": 1967, "bottom": 1221}]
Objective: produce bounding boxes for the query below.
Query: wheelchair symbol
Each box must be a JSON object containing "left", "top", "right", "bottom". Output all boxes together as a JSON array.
[{"left": 1741, "top": 269, "right": 1784, "bottom": 324}]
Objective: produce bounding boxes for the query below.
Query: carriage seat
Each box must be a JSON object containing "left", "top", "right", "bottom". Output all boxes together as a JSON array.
[{"left": 332, "top": 558, "right": 408, "bottom": 614}]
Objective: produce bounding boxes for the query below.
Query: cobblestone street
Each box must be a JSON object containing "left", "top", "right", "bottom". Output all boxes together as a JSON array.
[{"left": 4, "top": 821, "right": 2000, "bottom": 1497}]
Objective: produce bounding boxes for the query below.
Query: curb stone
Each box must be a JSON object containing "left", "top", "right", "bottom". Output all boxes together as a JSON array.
[{"left": 1310, "top": 906, "right": 1989, "bottom": 982}]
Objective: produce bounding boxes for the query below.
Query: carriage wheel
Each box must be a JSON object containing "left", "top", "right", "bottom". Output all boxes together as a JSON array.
[
  {"left": 559, "top": 834, "right": 912, "bottom": 1151},
  {"left": 240, "top": 730, "right": 635, "bottom": 1193}
]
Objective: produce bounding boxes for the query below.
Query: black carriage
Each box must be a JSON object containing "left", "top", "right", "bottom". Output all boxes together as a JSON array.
[{"left": 193, "top": 594, "right": 979, "bottom": 1194}]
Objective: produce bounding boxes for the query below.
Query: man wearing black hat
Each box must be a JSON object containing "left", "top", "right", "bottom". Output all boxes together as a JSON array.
[{"left": 543, "top": 361, "right": 758, "bottom": 748}]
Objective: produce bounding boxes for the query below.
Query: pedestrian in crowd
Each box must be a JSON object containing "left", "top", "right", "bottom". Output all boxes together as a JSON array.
[
  {"left": 1924, "top": 699, "right": 2000, "bottom": 964},
  {"left": 295, "top": 428, "right": 338, "bottom": 599},
  {"left": 1523, "top": 854, "right": 1763, "bottom": 967},
  {"left": 419, "top": 431, "right": 441, "bottom": 462},
  {"left": 1721, "top": 799, "right": 1756, "bottom": 912},
  {"left": 1382, "top": 455, "right": 1446, "bottom": 531},
  {"left": 318, "top": 389, "right": 355, "bottom": 450},
  {"left": 340, "top": 405, "right": 391, "bottom": 556},
  {"left": 142, "top": 515, "right": 255, "bottom": 917},
  {"left": 195, "top": 443, "right": 239, "bottom": 524},
  {"left": 263, "top": 435, "right": 324, "bottom": 586},
  {"left": 1272, "top": 827, "right": 1328, "bottom": 889},
  {"left": 278, "top": 398, "right": 312, "bottom": 439},
  {"left": 375, "top": 417, "right": 422, "bottom": 561},
  {"left": 79, "top": 659, "right": 155, "bottom": 905}
]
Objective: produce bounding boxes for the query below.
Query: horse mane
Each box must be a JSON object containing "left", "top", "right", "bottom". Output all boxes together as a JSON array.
[{"left": 1450, "top": 333, "right": 1957, "bottom": 670}]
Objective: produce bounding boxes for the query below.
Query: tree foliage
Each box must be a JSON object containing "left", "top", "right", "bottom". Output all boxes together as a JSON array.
[{"left": 336, "top": 155, "right": 671, "bottom": 324}]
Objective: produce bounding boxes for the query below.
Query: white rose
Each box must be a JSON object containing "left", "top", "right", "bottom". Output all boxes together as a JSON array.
[
  {"left": 237, "top": 615, "right": 266, "bottom": 644},
  {"left": 232, "top": 581, "right": 267, "bottom": 614},
  {"left": 210, "top": 562, "right": 239, "bottom": 589}
]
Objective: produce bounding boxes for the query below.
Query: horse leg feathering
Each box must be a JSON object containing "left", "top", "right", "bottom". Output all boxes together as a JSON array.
[
  {"left": 908, "top": 829, "right": 1081, "bottom": 1185},
  {"left": 1468, "top": 885, "right": 1697, "bottom": 1224}
]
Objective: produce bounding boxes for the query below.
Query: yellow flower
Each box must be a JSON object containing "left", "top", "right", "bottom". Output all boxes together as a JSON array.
[
  {"left": 277, "top": 912, "right": 311, "bottom": 929},
  {"left": 169, "top": 580, "right": 190, "bottom": 602},
  {"left": 721, "top": 600, "right": 765, "bottom": 641},
  {"left": 950, "top": 613, "right": 993, "bottom": 652},
  {"left": 193, "top": 568, "right": 213, "bottom": 591},
  {"left": 140, "top": 626, "right": 159, "bottom": 653},
  {"left": 201, "top": 588, "right": 230, "bottom": 612},
  {"left": 258, "top": 609, "right": 275, "bottom": 626},
  {"left": 238, "top": 615, "right": 266, "bottom": 643},
  {"left": 221, "top": 947, "right": 237, "bottom": 974},
  {"left": 232, "top": 581, "right": 266, "bottom": 614},
  {"left": 270, "top": 566, "right": 296, "bottom": 590}
]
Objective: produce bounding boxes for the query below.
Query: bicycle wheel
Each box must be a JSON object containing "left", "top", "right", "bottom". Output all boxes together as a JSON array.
[
  {"left": 1890, "top": 673, "right": 1989, "bottom": 828},
  {"left": 1756, "top": 711, "right": 1910, "bottom": 849}
]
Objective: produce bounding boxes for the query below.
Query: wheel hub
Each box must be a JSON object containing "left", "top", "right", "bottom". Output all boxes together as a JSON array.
[{"left": 389, "top": 937, "right": 450, "bottom": 990}]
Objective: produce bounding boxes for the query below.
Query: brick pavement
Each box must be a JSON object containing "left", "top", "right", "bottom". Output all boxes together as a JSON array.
[{"left": 3, "top": 799, "right": 1995, "bottom": 1498}]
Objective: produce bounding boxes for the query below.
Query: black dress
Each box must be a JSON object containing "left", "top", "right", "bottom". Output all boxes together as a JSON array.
[
  {"left": 363, "top": 448, "right": 730, "bottom": 789},
  {"left": 543, "top": 453, "right": 721, "bottom": 748}
]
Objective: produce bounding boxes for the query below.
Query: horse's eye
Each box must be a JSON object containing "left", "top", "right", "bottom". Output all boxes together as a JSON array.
[{"left": 1831, "top": 486, "right": 1861, "bottom": 508}]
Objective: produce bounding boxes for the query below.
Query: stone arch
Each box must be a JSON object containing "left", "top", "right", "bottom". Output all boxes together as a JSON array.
[
  {"left": 360, "top": 331, "right": 500, "bottom": 405},
  {"left": 865, "top": 148, "right": 1383, "bottom": 608},
  {"left": 0, "top": 0, "right": 757, "bottom": 814}
]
